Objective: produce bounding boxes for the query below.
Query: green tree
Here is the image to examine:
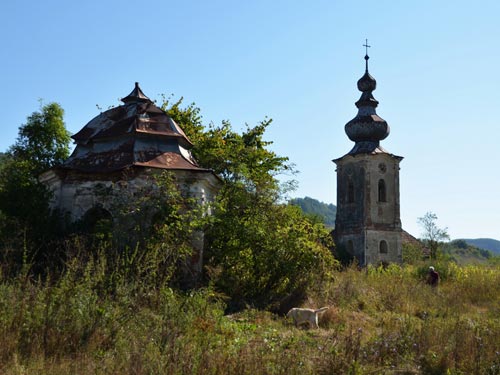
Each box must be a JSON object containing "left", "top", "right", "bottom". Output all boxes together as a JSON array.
[
  {"left": 1, "top": 102, "right": 71, "bottom": 217},
  {"left": 0, "top": 152, "right": 8, "bottom": 170},
  {"left": 206, "top": 190, "right": 336, "bottom": 310},
  {"left": 402, "top": 242, "right": 424, "bottom": 264},
  {"left": 417, "top": 211, "right": 450, "bottom": 260},
  {"left": 0, "top": 102, "right": 70, "bottom": 266},
  {"left": 9, "top": 102, "right": 70, "bottom": 174},
  {"left": 164, "top": 97, "right": 337, "bottom": 309}
]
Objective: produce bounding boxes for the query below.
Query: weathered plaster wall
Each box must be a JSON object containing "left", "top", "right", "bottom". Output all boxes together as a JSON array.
[
  {"left": 40, "top": 168, "right": 219, "bottom": 222},
  {"left": 334, "top": 152, "right": 402, "bottom": 266},
  {"left": 41, "top": 167, "right": 220, "bottom": 284}
]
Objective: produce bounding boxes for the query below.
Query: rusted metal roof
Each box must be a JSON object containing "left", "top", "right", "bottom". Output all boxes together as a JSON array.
[
  {"left": 121, "top": 82, "right": 152, "bottom": 103},
  {"left": 72, "top": 102, "right": 192, "bottom": 146},
  {"left": 63, "top": 83, "right": 209, "bottom": 173}
]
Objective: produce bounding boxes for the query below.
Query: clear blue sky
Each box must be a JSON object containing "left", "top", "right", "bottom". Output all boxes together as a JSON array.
[{"left": 2, "top": 0, "right": 499, "bottom": 240}]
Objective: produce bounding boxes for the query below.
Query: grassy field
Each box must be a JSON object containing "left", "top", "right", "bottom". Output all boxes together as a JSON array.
[{"left": 1, "top": 259, "right": 499, "bottom": 375}]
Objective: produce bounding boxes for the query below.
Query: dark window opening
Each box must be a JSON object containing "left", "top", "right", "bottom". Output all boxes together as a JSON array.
[
  {"left": 347, "top": 181, "right": 354, "bottom": 203},
  {"left": 378, "top": 179, "right": 387, "bottom": 202},
  {"left": 379, "top": 240, "right": 388, "bottom": 254},
  {"left": 81, "top": 206, "right": 113, "bottom": 236}
]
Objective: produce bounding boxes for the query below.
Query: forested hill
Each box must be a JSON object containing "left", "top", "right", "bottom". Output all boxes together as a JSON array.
[
  {"left": 289, "top": 197, "right": 336, "bottom": 227},
  {"left": 462, "top": 238, "right": 500, "bottom": 254}
]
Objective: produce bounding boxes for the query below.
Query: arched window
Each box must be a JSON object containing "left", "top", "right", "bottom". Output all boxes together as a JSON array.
[
  {"left": 347, "top": 181, "right": 354, "bottom": 203},
  {"left": 378, "top": 179, "right": 386, "bottom": 202},
  {"left": 379, "top": 240, "right": 388, "bottom": 254},
  {"left": 81, "top": 206, "right": 113, "bottom": 236}
]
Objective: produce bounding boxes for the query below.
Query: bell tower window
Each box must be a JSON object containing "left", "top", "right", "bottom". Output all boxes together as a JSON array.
[
  {"left": 347, "top": 181, "right": 354, "bottom": 203},
  {"left": 378, "top": 179, "right": 386, "bottom": 203}
]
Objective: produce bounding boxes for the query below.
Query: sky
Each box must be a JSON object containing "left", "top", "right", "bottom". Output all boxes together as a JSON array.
[{"left": 1, "top": 0, "right": 499, "bottom": 240}]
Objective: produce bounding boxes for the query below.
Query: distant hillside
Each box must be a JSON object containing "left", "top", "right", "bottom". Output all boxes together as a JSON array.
[
  {"left": 289, "top": 197, "right": 336, "bottom": 227},
  {"left": 462, "top": 238, "right": 500, "bottom": 254},
  {"left": 442, "top": 239, "right": 497, "bottom": 265}
]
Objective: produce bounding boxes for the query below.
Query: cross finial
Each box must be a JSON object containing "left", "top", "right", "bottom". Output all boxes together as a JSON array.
[
  {"left": 363, "top": 39, "right": 371, "bottom": 72},
  {"left": 363, "top": 39, "right": 371, "bottom": 56}
]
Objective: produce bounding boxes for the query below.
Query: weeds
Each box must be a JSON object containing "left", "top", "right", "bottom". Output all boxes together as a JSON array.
[{"left": 0, "top": 253, "right": 499, "bottom": 374}]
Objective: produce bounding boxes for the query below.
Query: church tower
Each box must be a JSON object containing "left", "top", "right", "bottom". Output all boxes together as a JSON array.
[{"left": 333, "top": 46, "right": 403, "bottom": 266}]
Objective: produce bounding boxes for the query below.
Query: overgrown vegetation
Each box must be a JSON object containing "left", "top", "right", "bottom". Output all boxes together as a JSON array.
[
  {"left": 1, "top": 258, "right": 499, "bottom": 374},
  {"left": 162, "top": 98, "right": 337, "bottom": 310},
  {"left": 0, "top": 102, "right": 70, "bottom": 274},
  {"left": 1, "top": 99, "right": 499, "bottom": 374}
]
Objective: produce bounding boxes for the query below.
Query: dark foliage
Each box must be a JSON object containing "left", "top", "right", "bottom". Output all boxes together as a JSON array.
[{"left": 0, "top": 103, "right": 70, "bottom": 272}]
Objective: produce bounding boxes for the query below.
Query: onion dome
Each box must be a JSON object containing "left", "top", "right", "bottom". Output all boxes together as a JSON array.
[{"left": 344, "top": 51, "right": 390, "bottom": 155}]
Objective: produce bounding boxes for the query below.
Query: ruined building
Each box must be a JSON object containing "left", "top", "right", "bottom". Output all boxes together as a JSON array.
[
  {"left": 333, "top": 51, "right": 403, "bottom": 266},
  {"left": 40, "top": 83, "right": 220, "bottom": 272}
]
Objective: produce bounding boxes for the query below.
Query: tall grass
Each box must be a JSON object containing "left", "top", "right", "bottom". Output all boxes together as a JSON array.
[{"left": 1, "top": 252, "right": 499, "bottom": 374}]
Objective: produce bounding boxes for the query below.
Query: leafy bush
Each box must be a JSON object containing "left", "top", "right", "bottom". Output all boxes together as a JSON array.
[{"left": 206, "top": 196, "right": 337, "bottom": 311}]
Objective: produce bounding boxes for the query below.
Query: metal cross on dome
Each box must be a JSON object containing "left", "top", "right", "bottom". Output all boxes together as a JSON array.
[
  {"left": 363, "top": 39, "right": 371, "bottom": 56},
  {"left": 363, "top": 39, "right": 371, "bottom": 71}
]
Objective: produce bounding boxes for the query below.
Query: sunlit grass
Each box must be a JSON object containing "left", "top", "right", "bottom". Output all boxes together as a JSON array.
[{"left": 1, "top": 256, "right": 499, "bottom": 374}]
